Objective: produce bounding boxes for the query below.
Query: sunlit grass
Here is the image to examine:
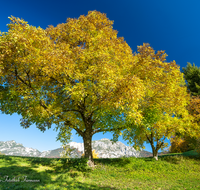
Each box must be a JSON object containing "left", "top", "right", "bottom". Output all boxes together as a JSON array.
[{"left": 0, "top": 151, "right": 199, "bottom": 189}]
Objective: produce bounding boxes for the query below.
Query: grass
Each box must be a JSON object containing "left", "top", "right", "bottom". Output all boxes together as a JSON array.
[{"left": 0, "top": 151, "right": 199, "bottom": 190}]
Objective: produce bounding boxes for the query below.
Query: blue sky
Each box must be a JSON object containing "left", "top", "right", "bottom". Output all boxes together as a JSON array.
[{"left": 0, "top": 0, "right": 200, "bottom": 153}]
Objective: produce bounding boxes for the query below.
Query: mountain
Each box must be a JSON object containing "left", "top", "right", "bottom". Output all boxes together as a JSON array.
[
  {"left": 0, "top": 140, "right": 41, "bottom": 157},
  {"left": 138, "top": 150, "right": 153, "bottom": 158},
  {"left": 0, "top": 140, "right": 81, "bottom": 158},
  {"left": 0, "top": 138, "right": 159, "bottom": 158},
  {"left": 65, "top": 138, "right": 141, "bottom": 158}
]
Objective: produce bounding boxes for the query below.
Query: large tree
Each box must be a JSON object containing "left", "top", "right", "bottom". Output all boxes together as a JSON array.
[
  {"left": 111, "top": 44, "right": 200, "bottom": 160},
  {"left": 0, "top": 11, "right": 146, "bottom": 164}
]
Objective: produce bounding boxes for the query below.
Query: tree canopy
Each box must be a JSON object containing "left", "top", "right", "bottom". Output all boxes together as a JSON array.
[
  {"left": 0, "top": 11, "right": 146, "bottom": 163},
  {"left": 1, "top": 11, "right": 199, "bottom": 162}
]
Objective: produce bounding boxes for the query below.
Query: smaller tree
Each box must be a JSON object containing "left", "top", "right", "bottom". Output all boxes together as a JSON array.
[
  {"left": 182, "top": 63, "right": 200, "bottom": 154},
  {"left": 112, "top": 43, "right": 200, "bottom": 161},
  {"left": 60, "top": 145, "right": 77, "bottom": 158},
  {"left": 172, "top": 95, "right": 200, "bottom": 153}
]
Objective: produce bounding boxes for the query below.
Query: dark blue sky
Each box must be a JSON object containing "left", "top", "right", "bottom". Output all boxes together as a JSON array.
[
  {"left": 1, "top": 0, "right": 199, "bottom": 153},
  {"left": 1, "top": 0, "right": 200, "bottom": 71}
]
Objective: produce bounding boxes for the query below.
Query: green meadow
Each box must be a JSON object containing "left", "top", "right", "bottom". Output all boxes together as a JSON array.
[{"left": 0, "top": 151, "right": 199, "bottom": 190}]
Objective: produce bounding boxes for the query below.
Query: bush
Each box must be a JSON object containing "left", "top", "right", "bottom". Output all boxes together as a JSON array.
[
  {"left": 170, "top": 136, "right": 189, "bottom": 153},
  {"left": 170, "top": 135, "right": 198, "bottom": 153}
]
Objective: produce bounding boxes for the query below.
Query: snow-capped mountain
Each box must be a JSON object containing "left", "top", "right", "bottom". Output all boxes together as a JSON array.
[
  {"left": 0, "top": 140, "right": 41, "bottom": 157},
  {"left": 0, "top": 138, "right": 143, "bottom": 158},
  {"left": 0, "top": 140, "right": 81, "bottom": 158}
]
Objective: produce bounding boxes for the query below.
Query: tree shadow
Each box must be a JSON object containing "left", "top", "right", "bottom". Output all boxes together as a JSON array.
[
  {"left": 0, "top": 165, "right": 119, "bottom": 190},
  {"left": 0, "top": 165, "right": 51, "bottom": 189},
  {"left": 0, "top": 155, "right": 19, "bottom": 165},
  {"left": 0, "top": 156, "right": 120, "bottom": 189},
  {"left": 158, "top": 153, "right": 200, "bottom": 164},
  {"left": 24, "top": 156, "right": 54, "bottom": 168}
]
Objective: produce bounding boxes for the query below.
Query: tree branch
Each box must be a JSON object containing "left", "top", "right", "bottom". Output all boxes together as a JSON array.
[
  {"left": 92, "top": 125, "right": 127, "bottom": 135},
  {"left": 49, "top": 76, "right": 66, "bottom": 86},
  {"left": 64, "top": 120, "right": 84, "bottom": 137},
  {"left": 15, "top": 67, "right": 29, "bottom": 87},
  {"left": 146, "top": 134, "right": 151, "bottom": 143}
]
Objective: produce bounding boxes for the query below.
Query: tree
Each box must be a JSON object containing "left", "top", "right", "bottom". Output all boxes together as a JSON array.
[
  {"left": 111, "top": 43, "right": 200, "bottom": 160},
  {"left": 0, "top": 11, "right": 146, "bottom": 165},
  {"left": 60, "top": 144, "right": 77, "bottom": 158},
  {"left": 182, "top": 62, "right": 200, "bottom": 97}
]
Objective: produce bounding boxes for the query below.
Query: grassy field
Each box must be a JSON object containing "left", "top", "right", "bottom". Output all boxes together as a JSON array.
[{"left": 0, "top": 151, "right": 199, "bottom": 190}]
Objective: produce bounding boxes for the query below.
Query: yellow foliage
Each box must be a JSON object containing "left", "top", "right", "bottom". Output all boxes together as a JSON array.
[
  {"left": 0, "top": 10, "right": 146, "bottom": 128},
  {"left": 1, "top": 11, "right": 199, "bottom": 162},
  {"left": 170, "top": 136, "right": 189, "bottom": 153},
  {"left": 121, "top": 43, "right": 200, "bottom": 160},
  {"left": 81, "top": 149, "right": 99, "bottom": 159}
]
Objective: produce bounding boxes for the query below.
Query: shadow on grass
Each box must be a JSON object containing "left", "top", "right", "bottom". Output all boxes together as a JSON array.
[
  {"left": 0, "top": 165, "right": 51, "bottom": 190},
  {"left": 158, "top": 152, "right": 200, "bottom": 164},
  {"left": 0, "top": 156, "right": 119, "bottom": 189},
  {"left": 159, "top": 151, "right": 200, "bottom": 159},
  {"left": 0, "top": 165, "right": 119, "bottom": 190},
  {"left": 0, "top": 155, "right": 19, "bottom": 165}
]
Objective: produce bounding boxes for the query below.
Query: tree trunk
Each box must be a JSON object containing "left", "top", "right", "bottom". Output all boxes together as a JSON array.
[
  {"left": 152, "top": 148, "right": 158, "bottom": 161},
  {"left": 147, "top": 132, "right": 161, "bottom": 161},
  {"left": 82, "top": 132, "right": 93, "bottom": 163},
  {"left": 151, "top": 144, "right": 159, "bottom": 161}
]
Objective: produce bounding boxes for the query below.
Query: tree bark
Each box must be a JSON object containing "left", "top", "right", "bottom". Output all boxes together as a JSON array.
[
  {"left": 152, "top": 146, "right": 158, "bottom": 161},
  {"left": 146, "top": 132, "right": 160, "bottom": 161},
  {"left": 82, "top": 132, "right": 93, "bottom": 163}
]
